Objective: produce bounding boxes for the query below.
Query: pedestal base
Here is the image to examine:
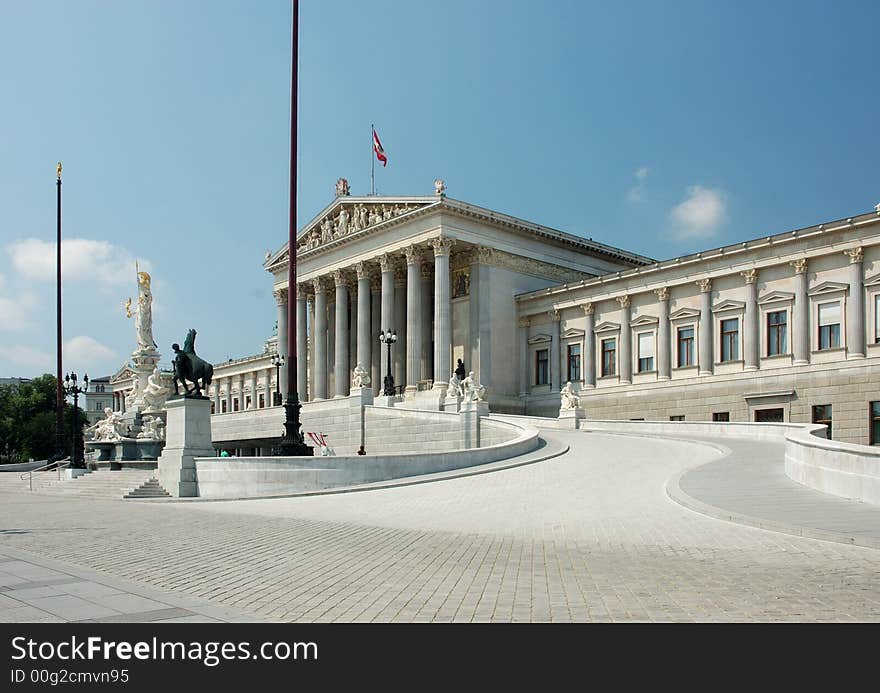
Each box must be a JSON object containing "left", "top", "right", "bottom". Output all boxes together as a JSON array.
[
  {"left": 157, "top": 397, "right": 213, "bottom": 497},
  {"left": 558, "top": 407, "right": 585, "bottom": 429},
  {"left": 444, "top": 395, "right": 461, "bottom": 413}
]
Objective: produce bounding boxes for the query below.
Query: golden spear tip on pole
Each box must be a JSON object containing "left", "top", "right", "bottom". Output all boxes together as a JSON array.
[{"left": 56, "top": 161, "right": 62, "bottom": 180}]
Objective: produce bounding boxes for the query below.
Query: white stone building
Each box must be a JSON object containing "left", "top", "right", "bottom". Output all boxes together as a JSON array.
[{"left": 200, "top": 184, "right": 880, "bottom": 450}]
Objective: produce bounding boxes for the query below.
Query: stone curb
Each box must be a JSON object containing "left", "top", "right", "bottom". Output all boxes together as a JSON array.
[
  {"left": 131, "top": 436, "right": 570, "bottom": 503},
  {"left": 665, "top": 462, "right": 880, "bottom": 552}
]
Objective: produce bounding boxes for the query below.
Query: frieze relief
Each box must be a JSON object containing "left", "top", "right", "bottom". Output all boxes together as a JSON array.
[{"left": 298, "top": 201, "right": 426, "bottom": 253}]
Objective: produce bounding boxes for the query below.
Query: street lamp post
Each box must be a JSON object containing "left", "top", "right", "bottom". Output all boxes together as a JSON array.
[
  {"left": 271, "top": 353, "right": 285, "bottom": 406},
  {"left": 378, "top": 329, "right": 397, "bottom": 396},
  {"left": 63, "top": 372, "right": 88, "bottom": 469}
]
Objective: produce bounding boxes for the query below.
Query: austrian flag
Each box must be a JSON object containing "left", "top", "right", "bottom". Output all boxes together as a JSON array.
[{"left": 373, "top": 128, "right": 387, "bottom": 167}]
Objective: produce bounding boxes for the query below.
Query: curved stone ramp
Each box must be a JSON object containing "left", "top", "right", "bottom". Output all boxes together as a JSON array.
[
  {"left": 144, "top": 434, "right": 569, "bottom": 503},
  {"left": 665, "top": 434, "right": 880, "bottom": 550}
]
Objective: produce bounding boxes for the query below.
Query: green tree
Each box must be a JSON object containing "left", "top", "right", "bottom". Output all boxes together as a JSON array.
[{"left": 0, "top": 375, "right": 84, "bottom": 464}]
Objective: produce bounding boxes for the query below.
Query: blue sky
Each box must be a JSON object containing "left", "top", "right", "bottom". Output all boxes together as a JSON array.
[{"left": 1, "top": 0, "right": 878, "bottom": 379}]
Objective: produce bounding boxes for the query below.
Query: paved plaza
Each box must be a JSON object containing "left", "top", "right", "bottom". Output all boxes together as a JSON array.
[{"left": 2, "top": 428, "right": 880, "bottom": 622}]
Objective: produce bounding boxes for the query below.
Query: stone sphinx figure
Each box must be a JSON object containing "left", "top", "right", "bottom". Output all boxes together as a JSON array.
[
  {"left": 351, "top": 362, "right": 371, "bottom": 388},
  {"left": 560, "top": 381, "right": 580, "bottom": 411},
  {"left": 461, "top": 371, "right": 486, "bottom": 403}
]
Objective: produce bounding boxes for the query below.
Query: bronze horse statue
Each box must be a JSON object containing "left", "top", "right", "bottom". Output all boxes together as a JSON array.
[{"left": 172, "top": 329, "right": 213, "bottom": 397}]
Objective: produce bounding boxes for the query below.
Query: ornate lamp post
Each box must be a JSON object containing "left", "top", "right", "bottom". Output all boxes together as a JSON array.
[
  {"left": 63, "top": 372, "right": 88, "bottom": 469},
  {"left": 271, "top": 353, "right": 285, "bottom": 406},
  {"left": 379, "top": 329, "right": 397, "bottom": 396}
]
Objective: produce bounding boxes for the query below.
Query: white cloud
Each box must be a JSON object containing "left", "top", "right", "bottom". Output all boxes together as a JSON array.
[
  {"left": 627, "top": 167, "right": 649, "bottom": 202},
  {"left": 0, "top": 285, "right": 39, "bottom": 332},
  {"left": 0, "top": 344, "right": 53, "bottom": 373},
  {"left": 7, "top": 238, "right": 151, "bottom": 289},
  {"left": 64, "top": 335, "right": 118, "bottom": 376},
  {"left": 669, "top": 185, "right": 727, "bottom": 240}
]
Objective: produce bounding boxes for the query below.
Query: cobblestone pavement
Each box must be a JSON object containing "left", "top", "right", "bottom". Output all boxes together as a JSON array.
[{"left": 2, "top": 430, "right": 879, "bottom": 622}]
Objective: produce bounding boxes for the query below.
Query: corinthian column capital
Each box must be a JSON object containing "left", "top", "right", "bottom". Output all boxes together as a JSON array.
[
  {"left": 654, "top": 287, "right": 669, "bottom": 302},
  {"left": 273, "top": 288, "right": 288, "bottom": 306},
  {"left": 844, "top": 246, "right": 864, "bottom": 264},
  {"left": 431, "top": 237, "right": 454, "bottom": 257},
  {"left": 790, "top": 258, "right": 808, "bottom": 275},
  {"left": 696, "top": 278, "right": 712, "bottom": 293},
  {"left": 741, "top": 269, "right": 758, "bottom": 285}
]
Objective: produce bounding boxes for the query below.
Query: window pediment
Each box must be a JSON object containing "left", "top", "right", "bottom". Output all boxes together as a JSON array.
[
  {"left": 808, "top": 281, "right": 849, "bottom": 297},
  {"left": 561, "top": 328, "right": 585, "bottom": 339},
  {"left": 712, "top": 299, "right": 746, "bottom": 313},
  {"left": 864, "top": 273, "right": 880, "bottom": 288},
  {"left": 630, "top": 315, "right": 658, "bottom": 328},
  {"left": 669, "top": 307, "right": 700, "bottom": 321},
  {"left": 594, "top": 321, "right": 621, "bottom": 333},
  {"left": 528, "top": 333, "right": 552, "bottom": 345},
  {"left": 758, "top": 290, "right": 795, "bottom": 305}
]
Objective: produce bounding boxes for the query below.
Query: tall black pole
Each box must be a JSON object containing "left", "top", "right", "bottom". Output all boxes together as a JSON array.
[
  {"left": 277, "top": 0, "right": 312, "bottom": 456},
  {"left": 55, "top": 163, "right": 64, "bottom": 460}
]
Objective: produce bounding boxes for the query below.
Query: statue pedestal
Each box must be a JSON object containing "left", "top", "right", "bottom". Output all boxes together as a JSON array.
[
  {"left": 558, "top": 407, "right": 585, "bottom": 429},
  {"left": 374, "top": 394, "right": 397, "bottom": 408},
  {"left": 444, "top": 394, "right": 461, "bottom": 413},
  {"left": 129, "top": 348, "right": 161, "bottom": 414},
  {"left": 157, "top": 397, "right": 213, "bottom": 497}
]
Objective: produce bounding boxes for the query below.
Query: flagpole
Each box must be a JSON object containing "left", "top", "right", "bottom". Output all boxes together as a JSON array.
[{"left": 370, "top": 123, "right": 375, "bottom": 196}]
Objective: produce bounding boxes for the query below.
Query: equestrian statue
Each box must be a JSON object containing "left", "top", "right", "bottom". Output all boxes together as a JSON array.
[{"left": 172, "top": 329, "right": 214, "bottom": 398}]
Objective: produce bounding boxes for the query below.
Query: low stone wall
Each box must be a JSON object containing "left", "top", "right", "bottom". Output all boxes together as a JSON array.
[
  {"left": 784, "top": 424, "right": 880, "bottom": 505},
  {"left": 363, "top": 406, "right": 464, "bottom": 454},
  {"left": 194, "top": 414, "right": 539, "bottom": 499},
  {"left": 582, "top": 419, "right": 805, "bottom": 442}
]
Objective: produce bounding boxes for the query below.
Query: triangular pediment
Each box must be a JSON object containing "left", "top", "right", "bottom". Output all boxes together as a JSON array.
[
  {"left": 669, "top": 307, "right": 701, "bottom": 321},
  {"left": 630, "top": 314, "right": 659, "bottom": 327},
  {"left": 712, "top": 299, "right": 746, "bottom": 313},
  {"left": 109, "top": 364, "right": 136, "bottom": 383},
  {"left": 264, "top": 196, "right": 440, "bottom": 269},
  {"left": 808, "top": 281, "right": 849, "bottom": 297},
  {"left": 561, "top": 328, "right": 585, "bottom": 339},
  {"left": 758, "top": 290, "right": 795, "bottom": 305},
  {"left": 528, "top": 333, "right": 552, "bottom": 345},
  {"left": 864, "top": 273, "right": 880, "bottom": 287},
  {"left": 594, "top": 321, "right": 621, "bottom": 333}
]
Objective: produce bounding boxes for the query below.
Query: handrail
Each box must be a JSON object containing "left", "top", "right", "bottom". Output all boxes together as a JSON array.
[{"left": 20, "top": 458, "right": 71, "bottom": 491}]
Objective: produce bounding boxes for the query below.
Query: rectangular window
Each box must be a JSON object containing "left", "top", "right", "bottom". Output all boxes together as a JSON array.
[
  {"left": 637, "top": 332, "right": 655, "bottom": 372},
  {"left": 712, "top": 412, "right": 730, "bottom": 422},
  {"left": 871, "top": 402, "right": 880, "bottom": 446},
  {"left": 233, "top": 398, "right": 239, "bottom": 412},
  {"left": 601, "top": 338, "right": 616, "bottom": 377},
  {"left": 567, "top": 344, "right": 581, "bottom": 382},
  {"left": 767, "top": 310, "right": 788, "bottom": 356},
  {"left": 677, "top": 326, "right": 694, "bottom": 367},
  {"left": 259, "top": 393, "right": 265, "bottom": 409},
  {"left": 669, "top": 415, "right": 684, "bottom": 421},
  {"left": 754, "top": 408, "right": 784, "bottom": 423},
  {"left": 875, "top": 295, "right": 880, "bottom": 344},
  {"left": 210, "top": 402, "right": 215, "bottom": 414},
  {"left": 245, "top": 396, "right": 252, "bottom": 410},
  {"left": 818, "top": 301, "right": 841, "bottom": 350},
  {"left": 535, "top": 349, "right": 549, "bottom": 386},
  {"left": 812, "top": 404, "right": 832, "bottom": 440},
  {"left": 221, "top": 400, "right": 227, "bottom": 413},
  {"left": 721, "top": 318, "right": 739, "bottom": 362}
]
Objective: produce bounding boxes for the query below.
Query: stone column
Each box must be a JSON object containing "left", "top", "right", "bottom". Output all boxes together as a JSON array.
[
  {"left": 617, "top": 295, "right": 631, "bottom": 384},
  {"left": 355, "top": 262, "right": 372, "bottom": 380},
  {"left": 379, "top": 252, "right": 396, "bottom": 381},
  {"left": 550, "top": 310, "right": 561, "bottom": 391},
  {"left": 741, "top": 270, "right": 759, "bottom": 371},
  {"left": 404, "top": 246, "right": 422, "bottom": 397},
  {"left": 274, "top": 288, "right": 289, "bottom": 399},
  {"left": 349, "top": 288, "right": 357, "bottom": 374},
  {"left": 370, "top": 275, "right": 381, "bottom": 394},
  {"left": 238, "top": 374, "right": 245, "bottom": 412},
  {"left": 432, "top": 237, "right": 453, "bottom": 391},
  {"left": 420, "top": 263, "right": 433, "bottom": 382},
  {"left": 333, "top": 270, "right": 350, "bottom": 397},
  {"left": 654, "top": 289, "right": 670, "bottom": 380},
  {"left": 697, "top": 279, "right": 713, "bottom": 375},
  {"left": 790, "top": 259, "right": 809, "bottom": 365},
  {"left": 265, "top": 367, "right": 273, "bottom": 408},
  {"left": 845, "top": 247, "right": 865, "bottom": 358},
  {"left": 225, "top": 377, "right": 232, "bottom": 414},
  {"left": 313, "top": 278, "right": 328, "bottom": 399},
  {"left": 394, "top": 267, "right": 407, "bottom": 388},
  {"left": 248, "top": 372, "right": 257, "bottom": 410},
  {"left": 212, "top": 384, "right": 220, "bottom": 414},
  {"left": 582, "top": 303, "right": 596, "bottom": 387},
  {"left": 518, "top": 317, "right": 530, "bottom": 396},
  {"left": 296, "top": 290, "right": 308, "bottom": 400}
]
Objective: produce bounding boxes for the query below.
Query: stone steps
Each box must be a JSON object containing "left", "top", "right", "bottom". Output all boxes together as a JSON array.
[
  {"left": 42, "top": 470, "right": 157, "bottom": 500},
  {"left": 124, "top": 478, "right": 171, "bottom": 499}
]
